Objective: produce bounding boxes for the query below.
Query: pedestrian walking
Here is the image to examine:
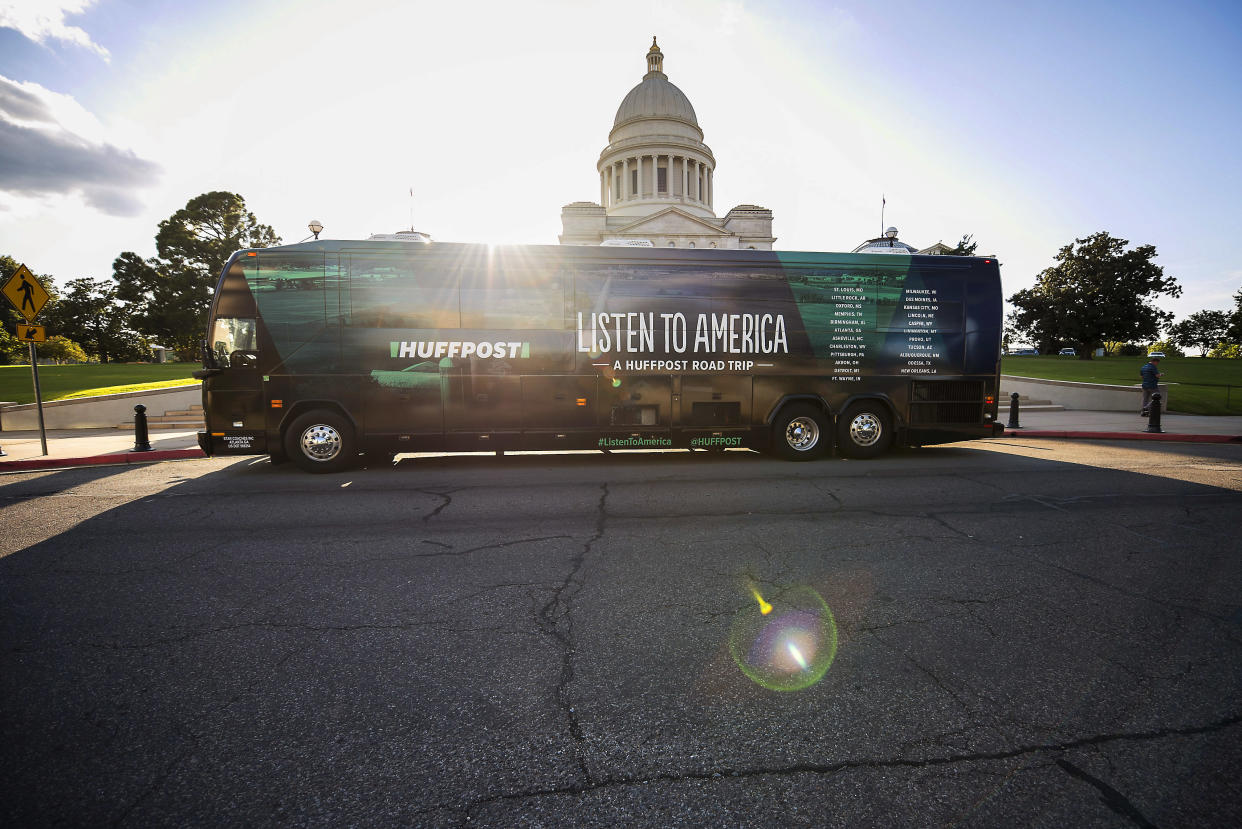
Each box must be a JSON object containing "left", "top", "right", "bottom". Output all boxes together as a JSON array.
[{"left": 1140, "top": 356, "right": 1162, "bottom": 416}]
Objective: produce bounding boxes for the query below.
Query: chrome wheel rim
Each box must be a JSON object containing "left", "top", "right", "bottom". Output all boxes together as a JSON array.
[
  {"left": 299, "top": 423, "right": 342, "bottom": 462},
  {"left": 785, "top": 416, "right": 820, "bottom": 452},
  {"left": 849, "top": 413, "right": 882, "bottom": 447}
]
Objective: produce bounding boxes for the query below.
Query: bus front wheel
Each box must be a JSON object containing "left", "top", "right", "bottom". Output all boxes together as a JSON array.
[
  {"left": 285, "top": 410, "right": 357, "bottom": 473},
  {"left": 836, "top": 402, "right": 893, "bottom": 459},
  {"left": 772, "top": 403, "right": 829, "bottom": 461}
]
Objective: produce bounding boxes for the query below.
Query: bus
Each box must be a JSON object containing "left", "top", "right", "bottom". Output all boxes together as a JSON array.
[{"left": 193, "top": 240, "right": 1004, "bottom": 472}]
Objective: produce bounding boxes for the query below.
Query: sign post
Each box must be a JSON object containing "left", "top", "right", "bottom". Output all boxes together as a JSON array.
[{"left": 3, "top": 264, "right": 51, "bottom": 456}]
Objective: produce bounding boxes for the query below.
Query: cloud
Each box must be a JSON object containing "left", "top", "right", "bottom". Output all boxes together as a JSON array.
[
  {"left": 0, "top": 0, "right": 109, "bottom": 59},
  {"left": 0, "top": 76, "right": 160, "bottom": 216}
]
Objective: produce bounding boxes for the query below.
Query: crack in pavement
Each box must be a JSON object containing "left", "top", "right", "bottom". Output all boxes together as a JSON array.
[
  {"left": 419, "top": 488, "right": 457, "bottom": 522},
  {"left": 450, "top": 713, "right": 1242, "bottom": 820},
  {"left": 535, "top": 482, "right": 608, "bottom": 790},
  {"left": 108, "top": 737, "right": 196, "bottom": 828},
  {"left": 1056, "top": 758, "right": 1159, "bottom": 828}
]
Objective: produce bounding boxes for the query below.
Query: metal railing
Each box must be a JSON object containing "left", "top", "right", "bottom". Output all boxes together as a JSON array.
[{"left": 1170, "top": 382, "right": 1242, "bottom": 414}]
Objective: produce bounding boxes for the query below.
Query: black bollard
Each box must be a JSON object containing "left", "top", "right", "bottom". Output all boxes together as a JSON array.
[
  {"left": 1145, "top": 392, "right": 1163, "bottom": 434},
  {"left": 1006, "top": 392, "right": 1022, "bottom": 429},
  {"left": 133, "top": 404, "right": 153, "bottom": 451}
]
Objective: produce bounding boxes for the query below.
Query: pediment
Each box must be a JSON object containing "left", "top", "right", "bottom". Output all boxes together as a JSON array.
[{"left": 612, "top": 207, "right": 729, "bottom": 236}]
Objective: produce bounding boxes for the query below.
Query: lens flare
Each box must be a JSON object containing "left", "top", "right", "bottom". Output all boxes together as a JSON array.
[{"left": 730, "top": 584, "right": 837, "bottom": 691}]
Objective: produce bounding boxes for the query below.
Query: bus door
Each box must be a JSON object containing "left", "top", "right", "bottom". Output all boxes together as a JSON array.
[{"left": 205, "top": 314, "right": 264, "bottom": 442}]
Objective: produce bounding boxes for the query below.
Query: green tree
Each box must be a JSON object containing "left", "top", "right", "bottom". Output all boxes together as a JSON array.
[
  {"left": 1008, "top": 232, "right": 1180, "bottom": 359},
  {"left": 946, "top": 234, "right": 978, "bottom": 256},
  {"left": 1146, "top": 338, "right": 1183, "bottom": 358},
  {"left": 1168, "top": 310, "right": 1231, "bottom": 356},
  {"left": 44, "top": 277, "right": 148, "bottom": 363},
  {"left": 1227, "top": 288, "right": 1242, "bottom": 343},
  {"left": 39, "top": 335, "right": 89, "bottom": 364},
  {"left": 1208, "top": 342, "right": 1240, "bottom": 359},
  {"left": 115, "top": 192, "right": 280, "bottom": 359},
  {"left": 1, "top": 255, "right": 59, "bottom": 365}
]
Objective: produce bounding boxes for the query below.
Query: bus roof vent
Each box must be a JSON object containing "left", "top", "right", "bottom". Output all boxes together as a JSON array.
[{"left": 368, "top": 230, "right": 433, "bottom": 243}]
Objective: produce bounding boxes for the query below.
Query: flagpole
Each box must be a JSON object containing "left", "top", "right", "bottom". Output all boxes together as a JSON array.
[{"left": 880, "top": 195, "right": 885, "bottom": 237}]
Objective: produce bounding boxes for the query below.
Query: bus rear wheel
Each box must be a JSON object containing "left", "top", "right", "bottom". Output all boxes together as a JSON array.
[
  {"left": 772, "top": 403, "right": 829, "bottom": 461},
  {"left": 837, "top": 402, "right": 893, "bottom": 459},
  {"left": 285, "top": 410, "right": 357, "bottom": 473}
]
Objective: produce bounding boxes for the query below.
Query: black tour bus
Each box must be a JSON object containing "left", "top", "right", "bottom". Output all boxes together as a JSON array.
[{"left": 194, "top": 240, "right": 1003, "bottom": 472}]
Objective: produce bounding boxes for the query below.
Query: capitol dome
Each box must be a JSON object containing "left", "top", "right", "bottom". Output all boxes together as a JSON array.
[
  {"left": 597, "top": 38, "right": 716, "bottom": 219},
  {"left": 612, "top": 45, "right": 699, "bottom": 131},
  {"left": 560, "top": 37, "right": 774, "bottom": 251}
]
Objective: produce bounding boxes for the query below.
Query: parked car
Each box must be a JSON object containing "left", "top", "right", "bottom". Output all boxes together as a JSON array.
[
  {"left": 1148, "top": 351, "right": 1166, "bottom": 358},
  {"left": 1058, "top": 348, "right": 1076, "bottom": 356},
  {"left": 1008, "top": 348, "right": 1039, "bottom": 356}
]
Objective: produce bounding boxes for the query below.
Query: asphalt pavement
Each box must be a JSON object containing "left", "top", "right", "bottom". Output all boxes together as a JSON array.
[
  {"left": 0, "top": 409, "right": 1240, "bottom": 472},
  {"left": 3, "top": 440, "right": 1240, "bottom": 825}
]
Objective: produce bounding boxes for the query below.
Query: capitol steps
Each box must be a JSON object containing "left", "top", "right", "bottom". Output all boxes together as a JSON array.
[
  {"left": 998, "top": 392, "right": 1065, "bottom": 413},
  {"left": 114, "top": 404, "right": 205, "bottom": 430}
]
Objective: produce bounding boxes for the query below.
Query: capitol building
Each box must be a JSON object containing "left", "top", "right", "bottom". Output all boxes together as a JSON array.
[{"left": 559, "top": 38, "right": 775, "bottom": 250}]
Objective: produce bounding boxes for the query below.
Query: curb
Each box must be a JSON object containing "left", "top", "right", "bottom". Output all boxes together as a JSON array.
[
  {"left": 0, "top": 448, "right": 206, "bottom": 473},
  {"left": 1001, "top": 430, "right": 1242, "bottom": 443}
]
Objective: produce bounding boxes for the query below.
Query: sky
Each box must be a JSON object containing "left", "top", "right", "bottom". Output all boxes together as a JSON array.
[{"left": 1, "top": 0, "right": 1240, "bottom": 324}]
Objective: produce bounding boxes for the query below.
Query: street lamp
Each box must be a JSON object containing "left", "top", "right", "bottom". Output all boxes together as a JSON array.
[{"left": 308, "top": 219, "right": 324, "bottom": 240}]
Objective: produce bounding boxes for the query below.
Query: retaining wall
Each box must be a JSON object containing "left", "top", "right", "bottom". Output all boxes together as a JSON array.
[
  {"left": 1001, "top": 375, "right": 1167, "bottom": 412},
  {"left": 0, "top": 385, "right": 202, "bottom": 431}
]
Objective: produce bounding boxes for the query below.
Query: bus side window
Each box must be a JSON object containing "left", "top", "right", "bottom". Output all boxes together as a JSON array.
[
  {"left": 348, "top": 255, "right": 460, "bottom": 328},
  {"left": 460, "top": 274, "right": 564, "bottom": 330}
]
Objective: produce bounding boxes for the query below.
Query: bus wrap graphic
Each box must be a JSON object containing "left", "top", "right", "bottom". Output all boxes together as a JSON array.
[
  {"left": 389, "top": 340, "right": 530, "bottom": 359},
  {"left": 204, "top": 241, "right": 1001, "bottom": 471}
]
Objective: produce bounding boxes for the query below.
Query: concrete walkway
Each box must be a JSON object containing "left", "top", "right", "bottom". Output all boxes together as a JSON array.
[{"left": 1, "top": 409, "right": 1240, "bottom": 472}]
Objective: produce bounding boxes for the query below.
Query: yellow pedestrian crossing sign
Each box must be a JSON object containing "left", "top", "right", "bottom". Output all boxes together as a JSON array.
[
  {"left": 3, "top": 264, "right": 49, "bottom": 322},
  {"left": 17, "top": 323, "right": 46, "bottom": 342}
]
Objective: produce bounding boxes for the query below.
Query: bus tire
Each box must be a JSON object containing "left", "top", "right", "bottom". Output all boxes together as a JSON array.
[
  {"left": 837, "top": 402, "right": 892, "bottom": 459},
  {"left": 284, "top": 410, "right": 357, "bottom": 473},
  {"left": 772, "top": 403, "right": 829, "bottom": 461}
]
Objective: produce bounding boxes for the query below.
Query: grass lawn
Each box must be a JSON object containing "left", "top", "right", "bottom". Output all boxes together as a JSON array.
[
  {"left": 1002, "top": 355, "right": 1242, "bottom": 415},
  {"left": 0, "top": 364, "right": 199, "bottom": 405}
]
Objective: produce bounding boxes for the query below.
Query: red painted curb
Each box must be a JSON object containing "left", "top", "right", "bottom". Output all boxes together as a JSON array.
[
  {"left": 0, "top": 448, "right": 206, "bottom": 472},
  {"left": 1002, "top": 430, "right": 1242, "bottom": 443}
]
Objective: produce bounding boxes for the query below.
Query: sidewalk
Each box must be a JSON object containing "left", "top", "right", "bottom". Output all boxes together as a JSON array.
[
  {"left": 1, "top": 409, "right": 1240, "bottom": 472},
  {"left": 1000, "top": 409, "right": 1242, "bottom": 442},
  {"left": 0, "top": 428, "right": 205, "bottom": 472}
]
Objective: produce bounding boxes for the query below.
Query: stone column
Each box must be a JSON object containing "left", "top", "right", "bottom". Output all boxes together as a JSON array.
[
  {"left": 600, "top": 169, "right": 606, "bottom": 207},
  {"left": 682, "top": 156, "right": 688, "bottom": 199},
  {"left": 623, "top": 159, "right": 630, "bottom": 200}
]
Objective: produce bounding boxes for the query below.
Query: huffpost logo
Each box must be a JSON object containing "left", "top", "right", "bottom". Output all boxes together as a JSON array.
[{"left": 389, "top": 341, "right": 530, "bottom": 359}]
